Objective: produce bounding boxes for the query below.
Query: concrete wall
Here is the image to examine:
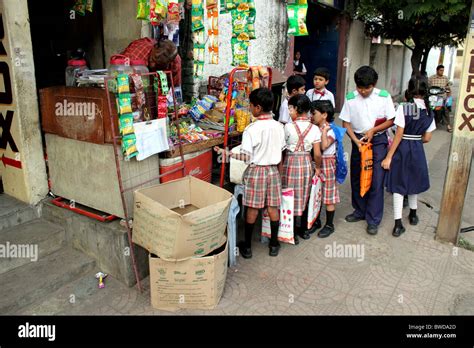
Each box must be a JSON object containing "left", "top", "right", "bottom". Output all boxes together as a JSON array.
[
  {"left": 101, "top": 0, "right": 143, "bottom": 65},
  {"left": 194, "top": 0, "right": 290, "bottom": 96},
  {"left": 0, "top": 0, "right": 48, "bottom": 204},
  {"left": 344, "top": 20, "right": 371, "bottom": 94}
]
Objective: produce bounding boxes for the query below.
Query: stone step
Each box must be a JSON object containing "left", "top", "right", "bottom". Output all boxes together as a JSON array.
[
  {"left": 0, "top": 219, "right": 66, "bottom": 275},
  {"left": 0, "top": 194, "right": 40, "bottom": 231},
  {"left": 0, "top": 247, "right": 96, "bottom": 314}
]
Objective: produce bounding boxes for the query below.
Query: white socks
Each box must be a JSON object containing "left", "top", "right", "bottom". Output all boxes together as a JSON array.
[{"left": 393, "top": 193, "right": 418, "bottom": 220}]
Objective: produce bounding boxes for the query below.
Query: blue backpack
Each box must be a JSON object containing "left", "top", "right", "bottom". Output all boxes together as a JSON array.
[{"left": 329, "top": 122, "right": 348, "bottom": 184}]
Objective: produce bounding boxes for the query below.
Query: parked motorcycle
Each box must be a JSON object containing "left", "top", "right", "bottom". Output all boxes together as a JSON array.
[{"left": 428, "top": 86, "right": 448, "bottom": 126}]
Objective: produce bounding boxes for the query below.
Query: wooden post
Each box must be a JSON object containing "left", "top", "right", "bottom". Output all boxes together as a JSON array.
[{"left": 436, "top": 3, "right": 474, "bottom": 244}]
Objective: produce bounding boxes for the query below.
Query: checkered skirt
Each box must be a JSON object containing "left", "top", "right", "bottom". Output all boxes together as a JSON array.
[
  {"left": 321, "top": 155, "right": 340, "bottom": 205},
  {"left": 243, "top": 165, "right": 282, "bottom": 209},
  {"left": 281, "top": 152, "right": 313, "bottom": 216}
]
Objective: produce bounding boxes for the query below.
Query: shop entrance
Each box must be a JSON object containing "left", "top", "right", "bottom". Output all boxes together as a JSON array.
[
  {"left": 295, "top": 2, "right": 340, "bottom": 97},
  {"left": 27, "top": 0, "right": 105, "bottom": 89}
]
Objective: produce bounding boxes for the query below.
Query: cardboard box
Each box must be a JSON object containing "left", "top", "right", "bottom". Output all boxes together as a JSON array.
[
  {"left": 149, "top": 241, "right": 228, "bottom": 311},
  {"left": 133, "top": 176, "right": 232, "bottom": 260}
]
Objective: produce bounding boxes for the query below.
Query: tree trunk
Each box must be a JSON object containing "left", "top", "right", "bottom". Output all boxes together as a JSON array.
[
  {"left": 410, "top": 45, "right": 423, "bottom": 76},
  {"left": 420, "top": 47, "right": 431, "bottom": 75}
]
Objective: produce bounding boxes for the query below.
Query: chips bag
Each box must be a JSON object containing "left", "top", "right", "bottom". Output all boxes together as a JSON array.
[
  {"left": 119, "top": 114, "right": 135, "bottom": 136},
  {"left": 287, "top": 4, "right": 308, "bottom": 36},
  {"left": 86, "top": 0, "right": 94, "bottom": 12},
  {"left": 117, "top": 94, "right": 133, "bottom": 115},
  {"left": 168, "top": 0, "right": 180, "bottom": 22},
  {"left": 231, "top": 8, "right": 249, "bottom": 36},
  {"left": 155, "top": 0, "right": 168, "bottom": 21},
  {"left": 149, "top": 0, "right": 159, "bottom": 25},
  {"left": 359, "top": 143, "right": 373, "bottom": 197},
  {"left": 72, "top": 0, "right": 86, "bottom": 16},
  {"left": 117, "top": 74, "right": 130, "bottom": 94},
  {"left": 191, "top": 0, "right": 205, "bottom": 31},
  {"left": 136, "top": 0, "right": 150, "bottom": 19},
  {"left": 231, "top": 38, "right": 249, "bottom": 66},
  {"left": 122, "top": 134, "right": 138, "bottom": 160}
]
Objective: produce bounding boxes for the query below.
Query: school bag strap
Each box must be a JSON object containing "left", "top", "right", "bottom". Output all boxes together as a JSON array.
[
  {"left": 378, "top": 89, "right": 390, "bottom": 97},
  {"left": 329, "top": 122, "right": 348, "bottom": 184},
  {"left": 346, "top": 91, "right": 356, "bottom": 100}
]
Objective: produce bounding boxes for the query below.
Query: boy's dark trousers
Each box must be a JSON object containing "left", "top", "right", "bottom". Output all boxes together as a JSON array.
[{"left": 350, "top": 133, "right": 388, "bottom": 226}]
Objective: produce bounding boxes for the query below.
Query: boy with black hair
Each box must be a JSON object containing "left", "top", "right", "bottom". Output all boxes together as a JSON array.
[
  {"left": 214, "top": 88, "right": 286, "bottom": 257},
  {"left": 306, "top": 67, "right": 335, "bottom": 107},
  {"left": 339, "top": 66, "right": 396, "bottom": 235},
  {"left": 279, "top": 75, "right": 306, "bottom": 124}
]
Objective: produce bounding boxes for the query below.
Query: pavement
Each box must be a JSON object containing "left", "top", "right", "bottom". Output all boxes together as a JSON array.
[{"left": 17, "top": 126, "right": 474, "bottom": 316}]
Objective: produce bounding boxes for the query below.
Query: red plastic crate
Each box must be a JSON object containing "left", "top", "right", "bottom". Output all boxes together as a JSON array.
[{"left": 159, "top": 148, "right": 212, "bottom": 183}]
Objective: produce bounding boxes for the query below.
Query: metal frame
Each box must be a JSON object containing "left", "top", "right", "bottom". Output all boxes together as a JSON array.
[
  {"left": 51, "top": 197, "right": 117, "bottom": 222},
  {"left": 105, "top": 71, "right": 186, "bottom": 292},
  {"left": 219, "top": 66, "right": 273, "bottom": 187}
]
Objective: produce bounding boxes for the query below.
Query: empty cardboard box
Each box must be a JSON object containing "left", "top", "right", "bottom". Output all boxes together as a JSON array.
[
  {"left": 133, "top": 176, "right": 232, "bottom": 260},
  {"left": 149, "top": 241, "right": 228, "bottom": 311}
]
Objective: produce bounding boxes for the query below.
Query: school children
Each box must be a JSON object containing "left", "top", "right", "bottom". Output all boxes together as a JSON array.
[
  {"left": 279, "top": 75, "right": 307, "bottom": 124},
  {"left": 382, "top": 75, "right": 436, "bottom": 236},
  {"left": 339, "top": 66, "right": 396, "bottom": 235},
  {"left": 311, "top": 100, "right": 339, "bottom": 238},
  {"left": 306, "top": 67, "right": 335, "bottom": 107},
  {"left": 282, "top": 94, "right": 322, "bottom": 243},
  {"left": 214, "top": 88, "right": 286, "bottom": 257}
]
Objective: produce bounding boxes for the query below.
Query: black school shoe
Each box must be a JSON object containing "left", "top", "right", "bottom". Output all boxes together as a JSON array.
[
  {"left": 238, "top": 242, "right": 252, "bottom": 259},
  {"left": 298, "top": 230, "right": 311, "bottom": 240},
  {"left": 269, "top": 244, "right": 281, "bottom": 257},
  {"left": 308, "top": 218, "right": 322, "bottom": 234},
  {"left": 294, "top": 233, "right": 300, "bottom": 245},
  {"left": 392, "top": 224, "right": 406, "bottom": 237},
  {"left": 367, "top": 224, "right": 378, "bottom": 235},
  {"left": 318, "top": 225, "right": 335, "bottom": 238},
  {"left": 345, "top": 213, "right": 365, "bottom": 223},
  {"left": 409, "top": 214, "right": 419, "bottom": 226}
]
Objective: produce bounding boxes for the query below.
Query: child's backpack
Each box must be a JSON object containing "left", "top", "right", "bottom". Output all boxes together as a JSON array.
[{"left": 329, "top": 122, "right": 348, "bottom": 184}]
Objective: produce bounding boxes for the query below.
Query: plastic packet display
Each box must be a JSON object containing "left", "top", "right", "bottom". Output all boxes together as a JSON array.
[
  {"left": 191, "top": 0, "right": 204, "bottom": 32},
  {"left": 206, "top": 0, "right": 218, "bottom": 8},
  {"left": 168, "top": 0, "right": 180, "bottom": 22},
  {"left": 122, "top": 134, "right": 138, "bottom": 160},
  {"left": 118, "top": 94, "right": 133, "bottom": 115},
  {"left": 193, "top": 61, "right": 204, "bottom": 78},
  {"left": 119, "top": 114, "right": 135, "bottom": 136},
  {"left": 158, "top": 95, "right": 168, "bottom": 118},
  {"left": 86, "top": 0, "right": 94, "bottom": 12},
  {"left": 72, "top": 0, "right": 86, "bottom": 16},
  {"left": 287, "top": 4, "right": 308, "bottom": 36},
  {"left": 231, "top": 38, "right": 249, "bottom": 66},
  {"left": 150, "top": 0, "right": 159, "bottom": 26},
  {"left": 117, "top": 74, "right": 130, "bottom": 94},
  {"left": 231, "top": 8, "right": 249, "bottom": 36},
  {"left": 155, "top": 0, "right": 168, "bottom": 22},
  {"left": 247, "top": 0, "right": 256, "bottom": 39},
  {"left": 130, "top": 74, "right": 145, "bottom": 109},
  {"left": 136, "top": 0, "right": 149, "bottom": 19}
]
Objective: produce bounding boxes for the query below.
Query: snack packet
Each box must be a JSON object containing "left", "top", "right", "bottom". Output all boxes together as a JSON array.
[
  {"left": 287, "top": 4, "right": 308, "bottom": 36},
  {"left": 119, "top": 114, "right": 135, "bottom": 136},
  {"left": 72, "top": 0, "right": 86, "bottom": 16},
  {"left": 231, "top": 38, "right": 249, "bottom": 66},
  {"left": 168, "top": 0, "right": 180, "bottom": 22},
  {"left": 117, "top": 74, "right": 130, "bottom": 94},
  {"left": 117, "top": 94, "right": 133, "bottom": 115},
  {"left": 136, "top": 0, "right": 150, "bottom": 20},
  {"left": 155, "top": 0, "right": 168, "bottom": 22},
  {"left": 86, "top": 0, "right": 94, "bottom": 12}
]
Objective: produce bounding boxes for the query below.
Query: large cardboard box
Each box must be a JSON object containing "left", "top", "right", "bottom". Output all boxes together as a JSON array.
[
  {"left": 149, "top": 241, "right": 228, "bottom": 311},
  {"left": 133, "top": 176, "right": 232, "bottom": 260}
]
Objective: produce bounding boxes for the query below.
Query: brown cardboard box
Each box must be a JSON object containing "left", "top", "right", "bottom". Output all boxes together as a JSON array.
[
  {"left": 149, "top": 241, "right": 228, "bottom": 311},
  {"left": 133, "top": 176, "right": 232, "bottom": 260}
]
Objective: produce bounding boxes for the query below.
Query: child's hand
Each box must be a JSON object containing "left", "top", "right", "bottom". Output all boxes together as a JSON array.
[
  {"left": 213, "top": 146, "right": 224, "bottom": 154},
  {"left": 381, "top": 157, "right": 392, "bottom": 170},
  {"left": 315, "top": 167, "right": 322, "bottom": 177},
  {"left": 362, "top": 129, "right": 375, "bottom": 143},
  {"left": 322, "top": 124, "right": 331, "bottom": 133}
]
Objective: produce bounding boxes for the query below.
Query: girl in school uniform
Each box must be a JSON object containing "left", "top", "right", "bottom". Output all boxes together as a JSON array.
[
  {"left": 282, "top": 94, "right": 322, "bottom": 244},
  {"left": 382, "top": 75, "right": 436, "bottom": 237}
]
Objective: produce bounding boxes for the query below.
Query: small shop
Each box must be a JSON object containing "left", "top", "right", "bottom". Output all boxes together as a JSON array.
[{"left": 28, "top": 0, "right": 287, "bottom": 311}]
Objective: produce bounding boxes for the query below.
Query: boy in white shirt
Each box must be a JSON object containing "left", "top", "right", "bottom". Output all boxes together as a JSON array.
[
  {"left": 215, "top": 88, "right": 286, "bottom": 257},
  {"left": 339, "top": 66, "right": 396, "bottom": 235},
  {"left": 306, "top": 67, "right": 335, "bottom": 107},
  {"left": 279, "top": 75, "right": 306, "bottom": 124}
]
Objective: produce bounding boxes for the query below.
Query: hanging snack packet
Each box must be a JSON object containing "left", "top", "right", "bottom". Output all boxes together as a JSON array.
[
  {"left": 247, "top": 0, "right": 256, "bottom": 39},
  {"left": 191, "top": 0, "right": 205, "bottom": 31},
  {"left": 136, "top": 0, "right": 150, "bottom": 20},
  {"left": 192, "top": 29, "right": 206, "bottom": 45},
  {"left": 122, "top": 134, "right": 138, "bottom": 160},
  {"left": 86, "top": 0, "right": 94, "bottom": 12},
  {"left": 168, "top": 0, "right": 181, "bottom": 22},
  {"left": 155, "top": 0, "right": 168, "bottom": 22},
  {"left": 130, "top": 74, "right": 145, "bottom": 109},
  {"left": 119, "top": 114, "right": 135, "bottom": 136},
  {"left": 206, "top": 0, "right": 218, "bottom": 8},
  {"left": 231, "top": 8, "right": 249, "bottom": 37},
  {"left": 118, "top": 94, "right": 133, "bottom": 115},
  {"left": 149, "top": 0, "right": 159, "bottom": 26},
  {"left": 72, "top": 0, "right": 86, "bottom": 16},
  {"left": 231, "top": 38, "right": 249, "bottom": 66},
  {"left": 225, "top": 0, "right": 235, "bottom": 10},
  {"left": 158, "top": 95, "right": 168, "bottom": 118},
  {"left": 117, "top": 74, "right": 130, "bottom": 94},
  {"left": 193, "top": 44, "right": 205, "bottom": 63},
  {"left": 157, "top": 71, "right": 169, "bottom": 95},
  {"left": 287, "top": 4, "right": 308, "bottom": 36}
]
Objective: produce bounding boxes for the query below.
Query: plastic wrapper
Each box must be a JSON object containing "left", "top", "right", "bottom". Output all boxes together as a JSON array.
[
  {"left": 130, "top": 75, "right": 145, "bottom": 109},
  {"left": 72, "top": 0, "right": 86, "bottom": 16},
  {"left": 155, "top": 0, "right": 168, "bottom": 21},
  {"left": 225, "top": 0, "right": 236, "bottom": 10},
  {"left": 235, "top": 107, "right": 251, "bottom": 132},
  {"left": 136, "top": 0, "right": 149, "bottom": 19},
  {"left": 231, "top": 8, "right": 249, "bottom": 36},
  {"left": 206, "top": 0, "right": 218, "bottom": 8},
  {"left": 231, "top": 38, "right": 249, "bottom": 66},
  {"left": 287, "top": 4, "right": 308, "bottom": 36},
  {"left": 191, "top": 0, "right": 204, "bottom": 32},
  {"left": 117, "top": 74, "right": 130, "bottom": 94},
  {"left": 117, "top": 94, "right": 133, "bottom": 115},
  {"left": 119, "top": 114, "right": 135, "bottom": 136},
  {"left": 122, "top": 134, "right": 138, "bottom": 160},
  {"left": 258, "top": 66, "right": 269, "bottom": 77},
  {"left": 156, "top": 71, "right": 169, "bottom": 96},
  {"left": 168, "top": 0, "right": 180, "bottom": 22},
  {"left": 86, "top": 0, "right": 94, "bottom": 12},
  {"left": 150, "top": 0, "right": 159, "bottom": 26},
  {"left": 359, "top": 143, "right": 373, "bottom": 197},
  {"left": 158, "top": 95, "right": 168, "bottom": 118}
]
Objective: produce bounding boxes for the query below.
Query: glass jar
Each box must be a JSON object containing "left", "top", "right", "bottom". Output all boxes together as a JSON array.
[
  {"left": 130, "top": 59, "right": 149, "bottom": 75},
  {"left": 108, "top": 54, "right": 133, "bottom": 77},
  {"left": 65, "top": 59, "right": 87, "bottom": 87}
]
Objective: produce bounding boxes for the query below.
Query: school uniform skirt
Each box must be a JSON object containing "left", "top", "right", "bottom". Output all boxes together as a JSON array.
[
  {"left": 282, "top": 151, "right": 313, "bottom": 216},
  {"left": 321, "top": 155, "right": 340, "bottom": 205},
  {"left": 243, "top": 165, "right": 282, "bottom": 209}
]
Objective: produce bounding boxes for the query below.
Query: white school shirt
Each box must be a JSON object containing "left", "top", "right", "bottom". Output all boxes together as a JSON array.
[
  {"left": 285, "top": 120, "right": 321, "bottom": 152},
  {"left": 240, "top": 117, "right": 286, "bottom": 165},
  {"left": 321, "top": 128, "right": 336, "bottom": 155},
  {"left": 306, "top": 88, "right": 335, "bottom": 107},
  {"left": 339, "top": 88, "right": 396, "bottom": 134},
  {"left": 394, "top": 99, "right": 436, "bottom": 132},
  {"left": 278, "top": 98, "right": 292, "bottom": 124}
]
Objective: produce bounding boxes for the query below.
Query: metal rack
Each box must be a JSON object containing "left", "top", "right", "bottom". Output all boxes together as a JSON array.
[
  {"left": 104, "top": 71, "right": 185, "bottom": 292},
  {"left": 219, "top": 66, "right": 273, "bottom": 187}
]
